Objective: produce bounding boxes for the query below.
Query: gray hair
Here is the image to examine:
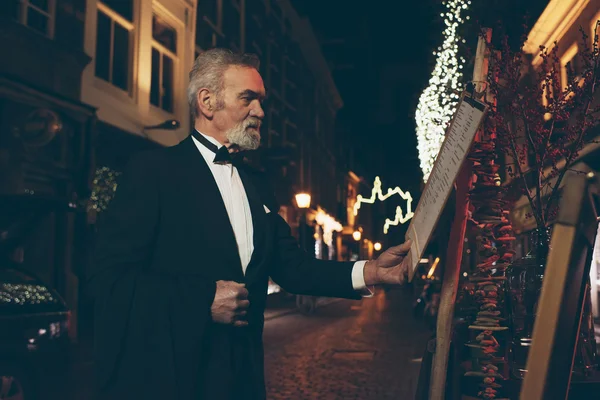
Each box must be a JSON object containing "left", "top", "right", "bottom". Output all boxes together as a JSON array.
[{"left": 188, "top": 48, "right": 260, "bottom": 118}]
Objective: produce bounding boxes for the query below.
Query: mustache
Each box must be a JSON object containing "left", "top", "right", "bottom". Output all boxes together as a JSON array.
[{"left": 244, "top": 118, "right": 261, "bottom": 129}]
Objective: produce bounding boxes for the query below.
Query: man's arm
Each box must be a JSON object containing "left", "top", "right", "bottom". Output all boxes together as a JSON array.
[
  {"left": 268, "top": 213, "right": 411, "bottom": 299},
  {"left": 268, "top": 213, "right": 361, "bottom": 299}
]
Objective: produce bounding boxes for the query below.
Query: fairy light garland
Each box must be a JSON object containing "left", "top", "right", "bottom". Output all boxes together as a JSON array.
[
  {"left": 89, "top": 166, "right": 122, "bottom": 212},
  {"left": 353, "top": 176, "right": 414, "bottom": 234},
  {"left": 315, "top": 208, "right": 343, "bottom": 248},
  {"left": 383, "top": 205, "right": 414, "bottom": 234},
  {"left": 415, "top": 0, "right": 470, "bottom": 182},
  {"left": 0, "top": 283, "right": 58, "bottom": 305}
]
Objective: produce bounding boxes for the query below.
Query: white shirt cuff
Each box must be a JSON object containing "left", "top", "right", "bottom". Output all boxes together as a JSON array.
[{"left": 351, "top": 260, "right": 374, "bottom": 297}]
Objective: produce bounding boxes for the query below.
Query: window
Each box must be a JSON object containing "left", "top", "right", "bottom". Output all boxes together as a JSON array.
[
  {"left": 246, "top": 0, "right": 266, "bottom": 56},
  {"left": 5, "top": 0, "right": 56, "bottom": 37},
  {"left": 269, "top": 101, "right": 282, "bottom": 147},
  {"left": 284, "top": 120, "right": 297, "bottom": 147},
  {"left": 270, "top": 1, "right": 283, "bottom": 23},
  {"left": 314, "top": 89, "right": 321, "bottom": 136},
  {"left": 195, "top": 0, "right": 221, "bottom": 49},
  {"left": 269, "top": 41, "right": 282, "bottom": 94},
  {"left": 247, "top": 0, "right": 266, "bottom": 25},
  {"left": 565, "top": 55, "right": 582, "bottom": 83},
  {"left": 560, "top": 43, "right": 579, "bottom": 91},
  {"left": 284, "top": 18, "right": 292, "bottom": 35},
  {"left": 591, "top": 13, "right": 600, "bottom": 48},
  {"left": 222, "top": 0, "right": 240, "bottom": 50},
  {"left": 284, "top": 55, "right": 298, "bottom": 112},
  {"left": 247, "top": 20, "right": 264, "bottom": 57},
  {"left": 285, "top": 79, "right": 297, "bottom": 110},
  {"left": 101, "top": 0, "right": 133, "bottom": 20},
  {"left": 151, "top": 14, "right": 178, "bottom": 113},
  {"left": 95, "top": 1, "right": 134, "bottom": 92}
]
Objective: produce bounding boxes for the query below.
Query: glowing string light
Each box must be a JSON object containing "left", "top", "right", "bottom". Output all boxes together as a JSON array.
[
  {"left": 415, "top": 0, "right": 470, "bottom": 182},
  {"left": 315, "top": 208, "right": 343, "bottom": 248},
  {"left": 353, "top": 176, "right": 414, "bottom": 234},
  {"left": 89, "top": 166, "right": 122, "bottom": 212},
  {"left": 383, "top": 206, "right": 414, "bottom": 234}
]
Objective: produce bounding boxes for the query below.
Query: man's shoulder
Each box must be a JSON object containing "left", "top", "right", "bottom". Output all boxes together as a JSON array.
[
  {"left": 123, "top": 149, "right": 166, "bottom": 174},
  {"left": 127, "top": 138, "right": 188, "bottom": 167}
]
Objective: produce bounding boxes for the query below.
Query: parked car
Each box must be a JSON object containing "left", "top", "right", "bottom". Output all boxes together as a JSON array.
[
  {"left": 0, "top": 264, "right": 70, "bottom": 400},
  {"left": 0, "top": 195, "right": 75, "bottom": 400}
]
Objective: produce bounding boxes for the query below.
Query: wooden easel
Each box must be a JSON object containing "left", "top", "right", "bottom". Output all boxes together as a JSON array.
[{"left": 520, "top": 168, "right": 600, "bottom": 399}]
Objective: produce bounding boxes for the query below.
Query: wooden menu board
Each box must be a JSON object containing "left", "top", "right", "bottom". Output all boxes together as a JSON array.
[{"left": 406, "top": 92, "right": 487, "bottom": 281}]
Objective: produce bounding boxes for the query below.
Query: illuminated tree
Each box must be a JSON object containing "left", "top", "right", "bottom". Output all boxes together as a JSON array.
[{"left": 416, "top": 0, "right": 471, "bottom": 182}]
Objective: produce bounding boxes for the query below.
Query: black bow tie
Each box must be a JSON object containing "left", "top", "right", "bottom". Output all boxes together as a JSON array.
[{"left": 191, "top": 131, "right": 243, "bottom": 165}]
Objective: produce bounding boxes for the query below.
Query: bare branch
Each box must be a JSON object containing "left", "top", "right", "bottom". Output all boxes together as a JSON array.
[
  {"left": 505, "top": 125, "right": 543, "bottom": 228},
  {"left": 544, "top": 49, "right": 599, "bottom": 220}
]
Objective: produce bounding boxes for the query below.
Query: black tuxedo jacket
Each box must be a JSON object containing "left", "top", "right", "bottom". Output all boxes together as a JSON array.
[{"left": 87, "top": 135, "right": 360, "bottom": 400}]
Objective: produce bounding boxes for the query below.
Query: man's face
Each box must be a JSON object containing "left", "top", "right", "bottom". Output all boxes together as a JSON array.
[{"left": 213, "top": 66, "right": 266, "bottom": 151}]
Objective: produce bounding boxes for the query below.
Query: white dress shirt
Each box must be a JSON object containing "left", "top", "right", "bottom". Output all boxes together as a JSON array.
[{"left": 192, "top": 132, "right": 371, "bottom": 293}]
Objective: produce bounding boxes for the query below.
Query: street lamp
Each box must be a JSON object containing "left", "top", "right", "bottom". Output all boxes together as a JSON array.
[
  {"left": 295, "top": 192, "right": 311, "bottom": 209},
  {"left": 374, "top": 242, "right": 382, "bottom": 251},
  {"left": 294, "top": 190, "right": 315, "bottom": 314},
  {"left": 295, "top": 192, "right": 311, "bottom": 252}
]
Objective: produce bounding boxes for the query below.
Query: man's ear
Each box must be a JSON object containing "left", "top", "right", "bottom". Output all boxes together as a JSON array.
[{"left": 197, "top": 88, "right": 215, "bottom": 118}]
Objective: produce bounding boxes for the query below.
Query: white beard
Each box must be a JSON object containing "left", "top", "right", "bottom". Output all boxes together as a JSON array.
[{"left": 226, "top": 119, "right": 261, "bottom": 151}]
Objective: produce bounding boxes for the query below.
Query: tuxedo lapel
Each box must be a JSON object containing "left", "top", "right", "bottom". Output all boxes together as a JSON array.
[
  {"left": 176, "top": 135, "right": 244, "bottom": 281},
  {"left": 237, "top": 167, "right": 268, "bottom": 284}
]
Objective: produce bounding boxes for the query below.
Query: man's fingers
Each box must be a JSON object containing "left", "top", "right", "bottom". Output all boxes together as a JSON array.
[
  {"left": 403, "top": 257, "right": 411, "bottom": 271},
  {"left": 399, "top": 257, "right": 409, "bottom": 271},
  {"left": 234, "top": 320, "right": 249, "bottom": 328},
  {"left": 217, "top": 280, "right": 245, "bottom": 287},
  {"left": 392, "top": 264, "right": 407, "bottom": 285},
  {"left": 237, "top": 299, "right": 250, "bottom": 310},
  {"left": 237, "top": 287, "right": 249, "bottom": 299},
  {"left": 389, "top": 240, "right": 412, "bottom": 254},
  {"left": 233, "top": 310, "right": 248, "bottom": 322}
]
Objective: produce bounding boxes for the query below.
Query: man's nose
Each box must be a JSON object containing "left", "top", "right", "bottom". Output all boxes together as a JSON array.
[{"left": 250, "top": 102, "right": 265, "bottom": 119}]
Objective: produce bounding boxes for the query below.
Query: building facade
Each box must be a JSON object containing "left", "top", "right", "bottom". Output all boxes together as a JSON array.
[{"left": 0, "top": 0, "right": 96, "bottom": 339}]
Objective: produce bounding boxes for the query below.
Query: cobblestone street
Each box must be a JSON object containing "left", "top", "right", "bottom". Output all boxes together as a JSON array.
[{"left": 263, "top": 288, "right": 432, "bottom": 399}]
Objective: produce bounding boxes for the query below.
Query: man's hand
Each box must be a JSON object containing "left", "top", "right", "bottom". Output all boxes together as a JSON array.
[
  {"left": 211, "top": 280, "right": 249, "bottom": 327},
  {"left": 363, "top": 240, "right": 412, "bottom": 286}
]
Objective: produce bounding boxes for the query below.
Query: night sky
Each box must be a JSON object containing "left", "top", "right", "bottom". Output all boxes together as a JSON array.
[{"left": 294, "top": 0, "right": 549, "bottom": 244}]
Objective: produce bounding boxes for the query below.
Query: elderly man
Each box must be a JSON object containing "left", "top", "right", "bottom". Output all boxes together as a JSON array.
[{"left": 88, "top": 48, "right": 412, "bottom": 400}]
